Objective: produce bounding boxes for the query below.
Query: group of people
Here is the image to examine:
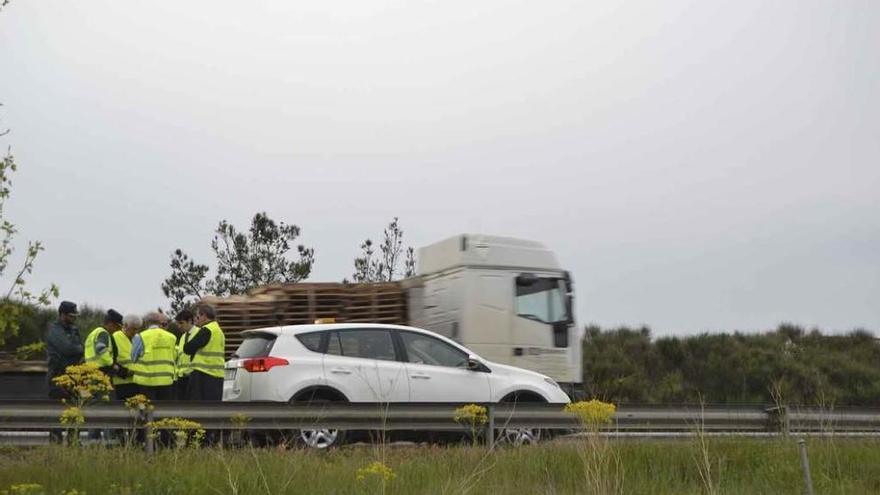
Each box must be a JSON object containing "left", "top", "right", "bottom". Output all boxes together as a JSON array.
[{"left": 45, "top": 301, "right": 226, "bottom": 403}]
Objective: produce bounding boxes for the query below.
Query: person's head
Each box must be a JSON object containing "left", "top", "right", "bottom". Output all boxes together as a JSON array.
[
  {"left": 194, "top": 304, "right": 215, "bottom": 326},
  {"left": 58, "top": 301, "right": 78, "bottom": 327},
  {"left": 143, "top": 312, "right": 165, "bottom": 328},
  {"left": 157, "top": 312, "right": 169, "bottom": 328},
  {"left": 122, "top": 314, "right": 142, "bottom": 336},
  {"left": 103, "top": 309, "right": 124, "bottom": 332},
  {"left": 175, "top": 309, "right": 194, "bottom": 331}
]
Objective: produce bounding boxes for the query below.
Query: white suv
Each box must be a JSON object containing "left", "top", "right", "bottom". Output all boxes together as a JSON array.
[{"left": 223, "top": 323, "right": 570, "bottom": 446}]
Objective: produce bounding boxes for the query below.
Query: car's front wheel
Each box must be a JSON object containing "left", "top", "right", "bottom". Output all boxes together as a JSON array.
[
  {"left": 495, "top": 392, "right": 547, "bottom": 447},
  {"left": 496, "top": 426, "right": 542, "bottom": 446}
]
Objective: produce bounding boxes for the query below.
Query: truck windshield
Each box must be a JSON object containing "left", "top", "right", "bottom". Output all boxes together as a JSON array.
[{"left": 515, "top": 277, "right": 569, "bottom": 324}]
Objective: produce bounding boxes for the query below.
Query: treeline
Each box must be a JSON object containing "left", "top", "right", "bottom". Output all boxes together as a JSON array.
[
  {"left": 8, "top": 309, "right": 880, "bottom": 406},
  {"left": 0, "top": 305, "right": 104, "bottom": 355},
  {"left": 583, "top": 324, "right": 880, "bottom": 406}
]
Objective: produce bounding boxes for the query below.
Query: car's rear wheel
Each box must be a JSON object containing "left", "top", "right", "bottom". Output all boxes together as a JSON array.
[
  {"left": 298, "top": 427, "right": 343, "bottom": 449},
  {"left": 289, "top": 388, "right": 348, "bottom": 449}
]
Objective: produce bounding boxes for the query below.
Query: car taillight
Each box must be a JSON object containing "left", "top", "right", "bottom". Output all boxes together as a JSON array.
[{"left": 242, "top": 357, "right": 289, "bottom": 372}]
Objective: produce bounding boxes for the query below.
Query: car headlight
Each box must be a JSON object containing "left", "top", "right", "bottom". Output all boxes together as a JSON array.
[{"left": 544, "top": 377, "right": 561, "bottom": 389}]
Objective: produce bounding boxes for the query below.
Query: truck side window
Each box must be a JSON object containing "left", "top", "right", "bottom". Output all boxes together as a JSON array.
[
  {"left": 515, "top": 277, "right": 569, "bottom": 324},
  {"left": 400, "top": 332, "right": 468, "bottom": 368}
]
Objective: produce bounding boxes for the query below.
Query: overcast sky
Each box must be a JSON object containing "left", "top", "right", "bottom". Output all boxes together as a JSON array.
[{"left": 0, "top": 1, "right": 877, "bottom": 335}]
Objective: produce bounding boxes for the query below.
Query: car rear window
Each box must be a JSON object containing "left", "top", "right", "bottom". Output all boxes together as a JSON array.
[
  {"left": 234, "top": 332, "right": 277, "bottom": 358},
  {"left": 296, "top": 332, "right": 322, "bottom": 352}
]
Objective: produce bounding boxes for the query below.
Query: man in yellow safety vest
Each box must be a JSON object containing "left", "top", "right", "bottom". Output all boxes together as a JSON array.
[
  {"left": 173, "top": 309, "right": 199, "bottom": 400},
  {"left": 183, "top": 304, "right": 225, "bottom": 401},
  {"left": 130, "top": 312, "right": 177, "bottom": 400},
  {"left": 83, "top": 309, "right": 126, "bottom": 378},
  {"left": 111, "top": 314, "right": 142, "bottom": 401},
  {"left": 83, "top": 309, "right": 127, "bottom": 443}
]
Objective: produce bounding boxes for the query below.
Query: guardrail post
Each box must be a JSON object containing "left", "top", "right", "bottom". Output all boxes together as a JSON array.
[
  {"left": 144, "top": 410, "right": 154, "bottom": 455},
  {"left": 798, "top": 439, "right": 815, "bottom": 495},
  {"left": 486, "top": 404, "right": 495, "bottom": 450}
]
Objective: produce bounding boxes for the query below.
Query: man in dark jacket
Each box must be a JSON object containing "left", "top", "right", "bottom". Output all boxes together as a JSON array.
[
  {"left": 46, "top": 300, "right": 83, "bottom": 444},
  {"left": 46, "top": 301, "right": 84, "bottom": 399}
]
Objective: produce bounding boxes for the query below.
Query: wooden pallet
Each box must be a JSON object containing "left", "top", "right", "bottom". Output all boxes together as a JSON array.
[{"left": 202, "top": 283, "right": 408, "bottom": 356}]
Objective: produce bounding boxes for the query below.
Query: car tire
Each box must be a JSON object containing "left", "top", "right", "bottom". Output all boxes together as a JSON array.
[
  {"left": 495, "top": 394, "right": 547, "bottom": 447},
  {"left": 495, "top": 426, "right": 543, "bottom": 447},
  {"left": 288, "top": 397, "right": 347, "bottom": 449}
]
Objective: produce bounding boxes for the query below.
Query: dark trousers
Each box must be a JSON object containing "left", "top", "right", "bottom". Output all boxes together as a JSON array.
[
  {"left": 114, "top": 383, "right": 139, "bottom": 402},
  {"left": 48, "top": 384, "right": 69, "bottom": 444},
  {"left": 175, "top": 376, "right": 191, "bottom": 401},
  {"left": 186, "top": 371, "right": 223, "bottom": 401},
  {"left": 139, "top": 385, "right": 175, "bottom": 401}
]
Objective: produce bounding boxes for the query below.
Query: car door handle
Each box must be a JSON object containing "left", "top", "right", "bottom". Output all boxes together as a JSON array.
[
  {"left": 330, "top": 368, "right": 352, "bottom": 375},
  {"left": 411, "top": 373, "right": 431, "bottom": 380}
]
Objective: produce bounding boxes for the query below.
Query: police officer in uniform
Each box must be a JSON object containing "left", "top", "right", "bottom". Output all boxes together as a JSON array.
[
  {"left": 46, "top": 301, "right": 83, "bottom": 443},
  {"left": 46, "top": 301, "right": 83, "bottom": 400}
]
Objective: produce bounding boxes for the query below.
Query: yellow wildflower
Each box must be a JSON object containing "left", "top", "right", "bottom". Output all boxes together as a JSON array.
[
  {"left": 51, "top": 363, "right": 113, "bottom": 403},
  {"left": 565, "top": 400, "right": 616, "bottom": 426},
  {"left": 60, "top": 406, "right": 85, "bottom": 426},
  {"left": 356, "top": 462, "right": 396, "bottom": 483},
  {"left": 453, "top": 404, "right": 488, "bottom": 426},
  {"left": 124, "top": 394, "right": 154, "bottom": 413},
  {"left": 146, "top": 417, "right": 206, "bottom": 447}
]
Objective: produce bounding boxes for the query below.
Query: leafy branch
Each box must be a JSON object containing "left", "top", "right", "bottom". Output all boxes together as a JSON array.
[{"left": 162, "top": 212, "right": 315, "bottom": 314}]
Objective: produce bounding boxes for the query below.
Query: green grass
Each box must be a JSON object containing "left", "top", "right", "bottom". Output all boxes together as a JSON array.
[{"left": 1, "top": 438, "right": 879, "bottom": 494}]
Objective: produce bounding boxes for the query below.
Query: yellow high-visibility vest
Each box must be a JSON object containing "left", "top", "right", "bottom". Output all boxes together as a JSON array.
[
  {"left": 84, "top": 327, "right": 113, "bottom": 368},
  {"left": 111, "top": 330, "right": 135, "bottom": 386},
  {"left": 176, "top": 326, "right": 199, "bottom": 379},
  {"left": 190, "top": 321, "right": 225, "bottom": 379},
  {"left": 133, "top": 327, "right": 177, "bottom": 387}
]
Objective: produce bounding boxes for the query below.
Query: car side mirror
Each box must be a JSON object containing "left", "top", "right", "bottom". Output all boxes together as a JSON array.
[{"left": 466, "top": 356, "right": 490, "bottom": 373}]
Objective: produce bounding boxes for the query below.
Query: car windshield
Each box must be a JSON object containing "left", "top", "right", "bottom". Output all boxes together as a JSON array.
[{"left": 515, "top": 277, "right": 568, "bottom": 324}]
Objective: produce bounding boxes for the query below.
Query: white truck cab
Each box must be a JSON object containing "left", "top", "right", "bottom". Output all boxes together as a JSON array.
[{"left": 407, "top": 234, "right": 583, "bottom": 387}]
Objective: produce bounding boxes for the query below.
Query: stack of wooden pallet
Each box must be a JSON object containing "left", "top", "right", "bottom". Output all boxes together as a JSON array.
[{"left": 202, "top": 282, "right": 407, "bottom": 356}]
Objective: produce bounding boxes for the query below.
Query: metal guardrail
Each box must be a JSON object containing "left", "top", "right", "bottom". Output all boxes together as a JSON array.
[{"left": 1, "top": 401, "right": 879, "bottom": 449}]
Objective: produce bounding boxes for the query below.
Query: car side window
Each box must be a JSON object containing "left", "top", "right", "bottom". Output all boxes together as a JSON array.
[
  {"left": 400, "top": 332, "right": 468, "bottom": 368},
  {"left": 326, "top": 332, "right": 342, "bottom": 355},
  {"left": 296, "top": 332, "right": 322, "bottom": 352},
  {"left": 335, "top": 329, "right": 396, "bottom": 361}
]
